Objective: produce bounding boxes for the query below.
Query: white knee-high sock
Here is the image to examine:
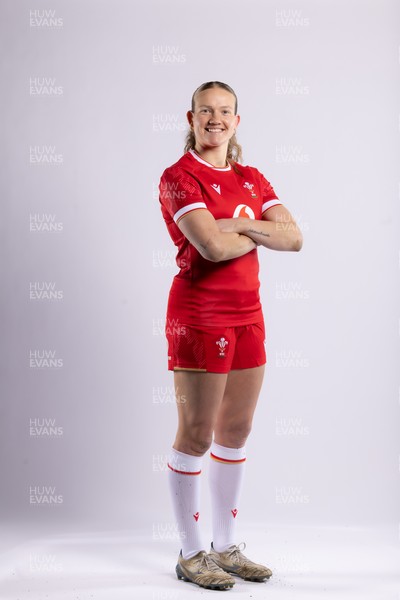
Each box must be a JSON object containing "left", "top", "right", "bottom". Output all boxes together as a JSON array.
[
  {"left": 209, "top": 441, "right": 246, "bottom": 552},
  {"left": 167, "top": 448, "right": 204, "bottom": 559}
]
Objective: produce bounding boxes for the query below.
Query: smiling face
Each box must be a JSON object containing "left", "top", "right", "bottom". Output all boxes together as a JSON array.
[{"left": 187, "top": 86, "right": 240, "bottom": 154}]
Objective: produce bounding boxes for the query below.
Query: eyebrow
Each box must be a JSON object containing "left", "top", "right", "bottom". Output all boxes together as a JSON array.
[{"left": 197, "top": 105, "right": 234, "bottom": 109}]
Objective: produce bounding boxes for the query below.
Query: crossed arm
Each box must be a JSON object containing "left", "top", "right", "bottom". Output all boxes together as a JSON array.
[
  {"left": 217, "top": 204, "right": 303, "bottom": 252},
  {"left": 177, "top": 205, "right": 303, "bottom": 263}
]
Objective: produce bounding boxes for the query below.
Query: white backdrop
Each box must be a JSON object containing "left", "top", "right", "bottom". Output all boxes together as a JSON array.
[{"left": 1, "top": 0, "right": 399, "bottom": 541}]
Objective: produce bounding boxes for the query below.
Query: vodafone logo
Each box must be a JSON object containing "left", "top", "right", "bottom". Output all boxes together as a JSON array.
[{"left": 233, "top": 204, "right": 255, "bottom": 219}]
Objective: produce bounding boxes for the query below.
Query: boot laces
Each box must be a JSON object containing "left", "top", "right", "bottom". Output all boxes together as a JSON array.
[
  {"left": 199, "top": 552, "right": 222, "bottom": 573},
  {"left": 225, "top": 542, "right": 247, "bottom": 563}
]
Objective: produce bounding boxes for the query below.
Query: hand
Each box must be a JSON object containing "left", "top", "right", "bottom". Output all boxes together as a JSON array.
[{"left": 215, "top": 218, "right": 240, "bottom": 233}]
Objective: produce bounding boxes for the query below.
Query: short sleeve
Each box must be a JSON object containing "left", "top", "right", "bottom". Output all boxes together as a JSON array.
[
  {"left": 258, "top": 172, "right": 282, "bottom": 215},
  {"left": 159, "top": 168, "right": 207, "bottom": 223}
]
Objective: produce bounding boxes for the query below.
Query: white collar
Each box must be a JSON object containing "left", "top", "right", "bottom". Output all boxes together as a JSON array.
[{"left": 189, "top": 149, "right": 232, "bottom": 171}]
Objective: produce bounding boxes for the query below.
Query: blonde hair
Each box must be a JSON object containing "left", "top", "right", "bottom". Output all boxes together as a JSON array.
[{"left": 184, "top": 81, "right": 243, "bottom": 164}]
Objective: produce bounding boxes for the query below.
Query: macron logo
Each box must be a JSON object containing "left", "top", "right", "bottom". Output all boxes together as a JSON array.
[{"left": 210, "top": 183, "right": 221, "bottom": 195}]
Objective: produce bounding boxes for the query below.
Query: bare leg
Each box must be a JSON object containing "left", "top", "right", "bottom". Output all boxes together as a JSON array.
[
  {"left": 173, "top": 370, "right": 228, "bottom": 456},
  {"left": 209, "top": 365, "right": 266, "bottom": 552},
  {"left": 167, "top": 370, "right": 228, "bottom": 560},
  {"left": 214, "top": 365, "right": 265, "bottom": 448}
]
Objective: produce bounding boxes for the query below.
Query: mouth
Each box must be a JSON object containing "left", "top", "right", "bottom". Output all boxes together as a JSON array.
[{"left": 205, "top": 128, "right": 224, "bottom": 133}]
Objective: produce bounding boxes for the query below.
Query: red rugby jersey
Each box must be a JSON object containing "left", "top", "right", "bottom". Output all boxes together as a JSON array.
[{"left": 159, "top": 150, "right": 281, "bottom": 327}]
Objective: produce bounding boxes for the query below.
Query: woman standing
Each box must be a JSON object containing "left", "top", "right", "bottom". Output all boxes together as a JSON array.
[{"left": 159, "top": 81, "right": 303, "bottom": 591}]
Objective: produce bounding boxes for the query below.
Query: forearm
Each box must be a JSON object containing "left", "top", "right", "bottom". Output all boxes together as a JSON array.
[
  {"left": 234, "top": 218, "right": 303, "bottom": 252},
  {"left": 202, "top": 231, "right": 257, "bottom": 262}
]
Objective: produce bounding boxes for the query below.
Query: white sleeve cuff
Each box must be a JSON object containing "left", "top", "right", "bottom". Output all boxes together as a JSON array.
[
  {"left": 262, "top": 199, "right": 282, "bottom": 214},
  {"left": 174, "top": 202, "right": 208, "bottom": 223}
]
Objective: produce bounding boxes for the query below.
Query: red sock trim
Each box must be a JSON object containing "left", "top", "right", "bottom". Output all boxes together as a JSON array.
[
  {"left": 167, "top": 463, "right": 201, "bottom": 475},
  {"left": 210, "top": 453, "right": 246, "bottom": 464}
]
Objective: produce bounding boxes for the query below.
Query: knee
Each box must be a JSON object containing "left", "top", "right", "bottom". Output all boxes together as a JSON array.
[
  {"left": 216, "top": 421, "right": 252, "bottom": 448},
  {"left": 175, "top": 424, "right": 213, "bottom": 456},
  {"left": 188, "top": 438, "right": 213, "bottom": 456}
]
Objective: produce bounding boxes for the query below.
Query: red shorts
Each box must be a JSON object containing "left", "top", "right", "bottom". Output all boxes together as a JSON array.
[{"left": 166, "top": 321, "right": 266, "bottom": 373}]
